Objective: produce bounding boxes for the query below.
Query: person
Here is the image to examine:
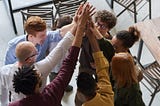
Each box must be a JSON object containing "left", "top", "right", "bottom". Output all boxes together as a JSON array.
[
  {"left": 76, "top": 20, "right": 114, "bottom": 106},
  {"left": 0, "top": 31, "right": 73, "bottom": 105},
  {"left": 9, "top": 3, "right": 94, "bottom": 106},
  {"left": 111, "top": 26, "right": 140, "bottom": 53},
  {"left": 52, "top": 15, "right": 73, "bottom": 30},
  {"left": 79, "top": 9, "right": 117, "bottom": 75},
  {"left": 4, "top": 15, "right": 74, "bottom": 65},
  {"left": 111, "top": 52, "right": 145, "bottom": 106},
  {"left": 111, "top": 26, "right": 143, "bottom": 81},
  {"left": 0, "top": 3, "right": 92, "bottom": 105},
  {"left": 49, "top": 15, "right": 73, "bottom": 92},
  {"left": 94, "top": 10, "right": 117, "bottom": 40}
]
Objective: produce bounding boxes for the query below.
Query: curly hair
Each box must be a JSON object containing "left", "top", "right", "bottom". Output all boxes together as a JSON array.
[
  {"left": 77, "top": 72, "right": 96, "bottom": 97},
  {"left": 24, "top": 16, "right": 46, "bottom": 36},
  {"left": 94, "top": 10, "right": 117, "bottom": 29},
  {"left": 13, "top": 65, "right": 38, "bottom": 95}
]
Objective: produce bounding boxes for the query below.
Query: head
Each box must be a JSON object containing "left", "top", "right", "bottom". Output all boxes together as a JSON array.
[
  {"left": 111, "top": 53, "right": 138, "bottom": 88},
  {"left": 24, "top": 16, "right": 47, "bottom": 45},
  {"left": 15, "top": 41, "right": 38, "bottom": 66},
  {"left": 13, "top": 65, "right": 42, "bottom": 95},
  {"left": 111, "top": 26, "right": 140, "bottom": 53},
  {"left": 52, "top": 15, "right": 73, "bottom": 30},
  {"left": 94, "top": 10, "right": 117, "bottom": 36},
  {"left": 76, "top": 72, "right": 97, "bottom": 102}
]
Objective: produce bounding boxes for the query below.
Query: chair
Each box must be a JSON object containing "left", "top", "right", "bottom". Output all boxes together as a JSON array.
[
  {"left": 53, "top": 0, "right": 87, "bottom": 18},
  {"left": 134, "top": 57, "right": 160, "bottom": 106},
  {"left": 110, "top": 0, "right": 151, "bottom": 23},
  {"left": 21, "top": 6, "right": 54, "bottom": 33},
  {"left": 7, "top": 0, "right": 53, "bottom": 34}
]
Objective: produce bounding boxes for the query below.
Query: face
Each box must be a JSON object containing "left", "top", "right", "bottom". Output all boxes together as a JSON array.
[
  {"left": 95, "top": 18, "right": 109, "bottom": 36},
  {"left": 31, "top": 29, "right": 47, "bottom": 45},
  {"left": 111, "top": 36, "right": 126, "bottom": 53}
]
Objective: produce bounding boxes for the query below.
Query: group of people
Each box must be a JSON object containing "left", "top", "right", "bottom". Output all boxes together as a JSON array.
[{"left": 0, "top": 2, "right": 145, "bottom": 106}]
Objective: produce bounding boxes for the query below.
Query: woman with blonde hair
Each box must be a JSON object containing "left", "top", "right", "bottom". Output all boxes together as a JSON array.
[{"left": 111, "top": 52, "right": 145, "bottom": 106}]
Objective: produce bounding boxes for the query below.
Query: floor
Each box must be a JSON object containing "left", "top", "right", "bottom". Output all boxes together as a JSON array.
[{"left": 0, "top": 0, "right": 160, "bottom": 106}]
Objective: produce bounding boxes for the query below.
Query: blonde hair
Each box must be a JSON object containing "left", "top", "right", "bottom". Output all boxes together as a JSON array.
[
  {"left": 111, "top": 53, "right": 138, "bottom": 88},
  {"left": 24, "top": 16, "right": 46, "bottom": 36},
  {"left": 15, "top": 41, "right": 36, "bottom": 62}
]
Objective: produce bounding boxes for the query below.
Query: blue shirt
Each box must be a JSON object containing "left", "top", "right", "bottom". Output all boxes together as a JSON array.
[{"left": 5, "top": 29, "right": 62, "bottom": 65}]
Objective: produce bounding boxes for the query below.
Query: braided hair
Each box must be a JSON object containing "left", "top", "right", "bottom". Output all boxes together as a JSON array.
[{"left": 13, "top": 65, "right": 38, "bottom": 95}]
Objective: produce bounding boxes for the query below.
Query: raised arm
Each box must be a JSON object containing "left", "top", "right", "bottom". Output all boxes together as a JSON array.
[
  {"left": 87, "top": 20, "right": 114, "bottom": 105},
  {"left": 42, "top": 3, "right": 95, "bottom": 104}
]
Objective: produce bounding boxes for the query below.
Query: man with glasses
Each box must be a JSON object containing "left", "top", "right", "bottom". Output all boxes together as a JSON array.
[
  {"left": 4, "top": 16, "right": 73, "bottom": 65},
  {"left": 2, "top": 15, "right": 74, "bottom": 106},
  {"left": 76, "top": 10, "right": 117, "bottom": 106},
  {"left": 79, "top": 9, "right": 117, "bottom": 74},
  {"left": 8, "top": 3, "right": 93, "bottom": 106},
  {"left": 0, "top": 15, "right": 75, "bottom": 106}
]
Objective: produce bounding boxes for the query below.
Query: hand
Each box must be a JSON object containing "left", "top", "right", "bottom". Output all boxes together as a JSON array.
[
  {"left": 89, "top": 20, "right": 103, "bottom": 39},
  {"left": 77, "top": 3, "right": 95, "bottom": 29}
]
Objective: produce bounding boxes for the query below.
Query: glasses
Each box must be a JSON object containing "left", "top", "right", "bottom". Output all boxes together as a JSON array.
[
  {"left": 24, "top": 52, "right": 38, "bottom": 61},
  {"left": 95, "top": 22, "right": 108, "bottom": 30}
]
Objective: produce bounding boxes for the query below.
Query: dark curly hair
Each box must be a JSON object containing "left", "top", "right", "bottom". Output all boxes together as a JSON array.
[
  {"left": 94, "top": 10, "right": 117, "bottom": 29},
  {"left": 116, "top": 26, "right": 140, "bottom": 48},
  {"left": 13, "top": 65, "right": 38, "bottom": 95},
  {"left": 77, "top": 72, "right": 96, "bottom": 97}
]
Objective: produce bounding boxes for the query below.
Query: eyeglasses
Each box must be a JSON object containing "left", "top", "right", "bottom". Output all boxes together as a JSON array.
[
  {"left": 95, "top": 22, "right": 108, "bottom": 30},
  {"left": 24, "top": 52, "right": 38, "bottom": 61}
]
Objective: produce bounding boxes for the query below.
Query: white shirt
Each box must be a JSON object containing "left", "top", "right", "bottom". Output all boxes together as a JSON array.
[{"left": 0, "top": 31, "right": 74, "bottom": 106}]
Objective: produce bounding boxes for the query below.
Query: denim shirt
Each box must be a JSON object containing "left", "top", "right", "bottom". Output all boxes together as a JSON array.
[{"left": 4, "top": 29, "right": 62, "bottom": 65}]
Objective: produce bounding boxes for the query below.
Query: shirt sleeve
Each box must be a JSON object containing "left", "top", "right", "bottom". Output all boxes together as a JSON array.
[
  {"left": 4, "top": 43, "right": 17, "bottom": 65},
  {"left": 0, "top": 66, "right": 12, "bottom": 106},
  {"left": 93, "top": 51, "right": 114, "bottom": 103},
  {"left": 42, "top": 46, "right": 80, "bottom": 104},
  {"left": 97, "top": 38, "right": 115, "bottom": 63},
  {"left": 35, "top": 31, "right": 74, "bottom": 77}
]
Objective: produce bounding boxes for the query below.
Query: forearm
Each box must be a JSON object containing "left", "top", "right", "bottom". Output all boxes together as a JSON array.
[
  {"left": 93, "top": 52, "right": 113, "bottom": 101},
  {"left": 88, "top": 36, "right": 100, "bottom": 52},
  {"left": 98, "top": 38, "right": 115, "bottom": 62},
  {"left": 60, "top": 23, "right": 74, "bottom": 37},
  {"left": 36, "top": 31, "right": 74, "bottom": 76},
  {"left": 72, "top": 25, "right": 84, "bottom": 48}
]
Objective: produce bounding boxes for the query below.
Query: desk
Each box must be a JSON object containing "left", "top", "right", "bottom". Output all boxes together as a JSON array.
[
  {"left": 134, "top": 17, "right": 160, "bottom": 65},
  {"left": 134, "top": 17, "right": 160, "bottom": 106}
]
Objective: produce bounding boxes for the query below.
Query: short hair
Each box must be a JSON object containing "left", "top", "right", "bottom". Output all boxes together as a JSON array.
[
  {"left": 24, "top": 16, "right": 46, "bottom": 35},
  {"left": 94, "top": 10, "right": 117, "bottom": 29},
  {"left": 52, "top": 15, "right": 73, "bottom": 30},
  {"left": 77, "top": 72, "right": 96, "bottom": 97},
  {"left": 15, "top": 41, "right": 36, "bottom": 62},
  {"left": 111, "top": 53, "right": 138, "bottom": 88},
  {"left": 116, "top": 26, "right": 140, "bottom": 48},
  {"left": 13, "top": 65, "right": 38, "bottom": 95}
]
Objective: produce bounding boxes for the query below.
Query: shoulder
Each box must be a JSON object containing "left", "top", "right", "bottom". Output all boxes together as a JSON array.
[
  {"left": 47, "top": 30, "right": 62, "bottom": 41},
  {"left": 0, "top": 64, "right": 17, "bottom": 76},
  {"left": 8, "top": 35, "right": 26, "bottom": 46}
]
